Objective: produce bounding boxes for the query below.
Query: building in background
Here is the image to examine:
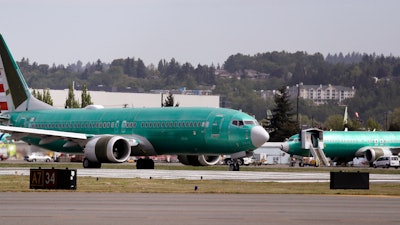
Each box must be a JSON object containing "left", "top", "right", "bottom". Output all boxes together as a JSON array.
[
  {"left": 41, "top": 89, "right": 220, "bottom": 109},
  {"left": 259, "top": 83, "right": 356, "bottom": 105},
  {"left": 287, "top": 83, "right": 355, "bottom": 105}
]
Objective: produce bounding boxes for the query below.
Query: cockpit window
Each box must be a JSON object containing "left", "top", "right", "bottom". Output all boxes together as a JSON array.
[
  {"left": 231, "top": 120, "right": 258, "bottom": 126},
  {"left": 244, "top": 120, "right": 258, "bottom": 125},
  {"left": 231, "top": 120, "right": 243, "bottom": 126}
]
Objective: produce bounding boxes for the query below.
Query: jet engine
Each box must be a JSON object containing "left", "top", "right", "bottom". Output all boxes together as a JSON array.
[
  {"left": 177, "top": 155, "right": 221, "bottom": 166},
  {"left": 84, "top": 135, "right": 131, "bottom": 164},
  {"left": 364, "top": 147, "right": 392, "bottom": 163}
]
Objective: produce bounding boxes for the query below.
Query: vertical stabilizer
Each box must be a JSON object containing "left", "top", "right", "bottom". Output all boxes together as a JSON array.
[{"left": 0, "top": 34, "right": 53, "bottom": 112}]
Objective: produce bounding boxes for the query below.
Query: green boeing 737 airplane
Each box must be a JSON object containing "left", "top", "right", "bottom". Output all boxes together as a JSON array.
[
  {"left": 0, "top": 34, "right": 269, "bottom": 170},
  {"left": 280, "top": 128, "right": 400, "bottom": 165}
]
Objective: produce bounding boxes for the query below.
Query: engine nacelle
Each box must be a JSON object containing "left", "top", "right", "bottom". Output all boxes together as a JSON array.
[
  {"left": 177, "top": 155, "right": 221, "bottom": 166},
  {"left": 364, "top": 147, "right": 392, "bottom": 163},
  {"left": 84, "top": 135, "right": 131, "bottom": 163}
]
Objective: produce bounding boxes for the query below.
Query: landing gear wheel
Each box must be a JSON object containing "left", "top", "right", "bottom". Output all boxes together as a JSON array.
[
  {"left": 229, "top": 162, "right": 240, "bottom": 171},
  {"left": 83, "top": 158, "right": 102, "bottom": 168},
  {"left": 229, "top": 164, "right": 234, "bottom": 171},
  {"left": 224, "top": 159, "right": 233, "bottom": 165}
]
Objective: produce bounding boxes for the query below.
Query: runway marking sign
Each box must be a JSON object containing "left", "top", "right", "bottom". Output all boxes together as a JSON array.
[
  {"left": 30, "top": 169, "right": 44, "bottom": 187},
  {"left": 29, "top": 168, "right": 76, "bottom": 190}
]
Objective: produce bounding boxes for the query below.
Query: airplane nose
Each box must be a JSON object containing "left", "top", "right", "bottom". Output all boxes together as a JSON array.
[
  {"left": 280, "top": 142, "right": 289, "bottom": 152},
  {"left": 251, "top": 126, "right": 269, "bottom": 147}
]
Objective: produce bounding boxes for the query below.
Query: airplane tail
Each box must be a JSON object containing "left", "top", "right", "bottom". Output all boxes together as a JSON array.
[{"left": 0, "top": 34, "right": 53, "bottom": 112}]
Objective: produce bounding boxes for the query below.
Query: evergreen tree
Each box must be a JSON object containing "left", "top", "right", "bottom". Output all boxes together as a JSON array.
[
  {"left": 365, "top": 117, "right": 381, "bottom": 131},
  {"left": 157, "top": 59, "right": 168, "bottom": 75},
  {"left": 95, "top": 59, "right": 103, "bottom": 72},
  {"left": 162, "top": 93, "right": 179, "bottom": 107},
  {"left": 43, "top": 89, "right": 53, "bottom": 106},
  {"left": 324, "top": 114, "right": 344, "bottom": 131},
  {"left": 32, "top": 89, "right": 53, "bottom": 105},
  {"left": 81, "top": 83, "right": 93, "bottom": 108},
  {"left": 65, "top": 82, "right": 80, "bottom": 108},
  {"left": 266, "top": 86, "right": 299, "bottom": 141},
  {"left": 37, "top": 90, "right": 43, "bottom": 101},
  {"left": 32, "top": 89, "right": 39, "bottom": 100},
  {"left": 136, "top": 58, "right": 147, "bottom": 78}
]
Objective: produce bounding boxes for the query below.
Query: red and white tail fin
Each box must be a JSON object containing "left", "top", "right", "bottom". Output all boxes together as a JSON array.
[{"left": 0, "top": 34, "right": 53, "bottom": 112}]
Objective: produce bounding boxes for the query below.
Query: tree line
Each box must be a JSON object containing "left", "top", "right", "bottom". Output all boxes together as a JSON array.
[{"left": 17, "top": 50, "right": 400, "bottom": 133}]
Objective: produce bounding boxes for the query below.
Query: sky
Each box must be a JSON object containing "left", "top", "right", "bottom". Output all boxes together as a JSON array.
[{"left": 1, "top": 0, "right": 400, "bottom": 66}]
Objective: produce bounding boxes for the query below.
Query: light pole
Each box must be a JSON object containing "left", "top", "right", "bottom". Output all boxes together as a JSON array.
[{"left": 296, "top": 83, "right": 300, "bottom": 126}]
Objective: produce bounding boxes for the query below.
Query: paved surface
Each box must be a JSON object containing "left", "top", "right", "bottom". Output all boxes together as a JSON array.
[
  {"left": 0, "top": 192, "right": 399, "bottom": 225},
  {"left": 1, "top": 167, "right": 400, "bottom": 183},
  {"left": 1, "top": 168, "right": 399, "bottom": 225}
]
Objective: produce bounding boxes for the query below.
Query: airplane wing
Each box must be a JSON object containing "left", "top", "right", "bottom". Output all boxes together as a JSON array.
[
  {"left": 0, "top": 125, "right": 89, "bottom": 147},
  {"left": 0, "top": 125, "right": 88, "bottom": 139},
  {"left": 355, "top": 146, "right": 400, "bottom": 157},
  {"left": 0, "top": 125, "right": 140, "bottom": 147}
]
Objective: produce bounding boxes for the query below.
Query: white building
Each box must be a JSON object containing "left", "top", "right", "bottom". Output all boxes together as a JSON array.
[
  {"left": 288, "top": 83, "right": 356, "bottom": 105},
  {"left": 254, "top": 144, "right": 290, "bottom": 165},
  {"left": 38, "top": 89, "right": 220, "bottom": 109}
]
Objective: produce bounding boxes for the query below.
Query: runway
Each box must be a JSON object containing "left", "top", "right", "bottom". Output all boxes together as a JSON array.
[
  {"left": 1, "top": 168, "right": 400, "bottom": 225},
  {"left": 1, "top": 167, "right": 400, "bottom": 183},
  {"left": 1, "top": 192, "right": 399, "bottom": 225}
]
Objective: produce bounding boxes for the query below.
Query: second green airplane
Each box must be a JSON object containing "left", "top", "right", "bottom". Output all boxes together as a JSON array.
[{"left": 281, "top": 128, "right": 400, "bottom": 166}]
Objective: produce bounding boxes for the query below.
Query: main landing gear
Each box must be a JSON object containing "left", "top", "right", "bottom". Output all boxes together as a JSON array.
[{"left": 229, "top": 159, "right": 241, "bottom": 171}]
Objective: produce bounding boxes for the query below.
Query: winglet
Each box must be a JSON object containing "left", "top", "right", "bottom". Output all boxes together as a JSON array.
[{"left": 0, "top": 34, "right": 53, "bottom": 112}]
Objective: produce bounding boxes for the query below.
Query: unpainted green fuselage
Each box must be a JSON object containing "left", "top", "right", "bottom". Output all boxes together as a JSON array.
[
  {"left": 287, "top": 131, "right": 400, "bottom": 160},
  {"left": 8, "top": 107, "right": 259, "bottom": 156}
]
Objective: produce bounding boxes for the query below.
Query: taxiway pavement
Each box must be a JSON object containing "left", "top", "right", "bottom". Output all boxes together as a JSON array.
[{"left": 1, "top": 192, "right": 399, "bottom": 225}]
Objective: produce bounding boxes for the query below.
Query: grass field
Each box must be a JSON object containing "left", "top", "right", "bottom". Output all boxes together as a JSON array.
[
  {"left": 1, "top": 162, "right": 399, "bottom": 195},
  {"left": 1, "top": 161, "right": 400, "bottom": 174},
  {"left": 2, "top": 175, "right": 400, "bottom": 196}
]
